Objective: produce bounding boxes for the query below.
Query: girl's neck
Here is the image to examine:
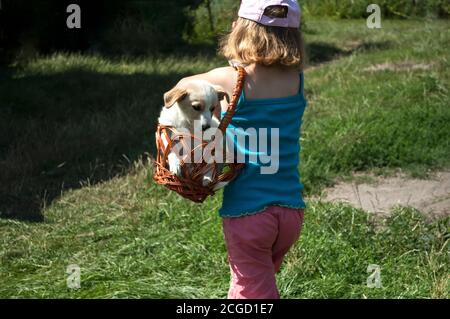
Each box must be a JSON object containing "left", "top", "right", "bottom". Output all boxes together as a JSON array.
[{"left": 245, "top": 63, "right": 293, "bottom": 76}]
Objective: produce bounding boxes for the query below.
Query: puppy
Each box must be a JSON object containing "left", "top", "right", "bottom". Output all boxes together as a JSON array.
[{"left": 158, "top": 80, "right": 229, "bottom": 189}]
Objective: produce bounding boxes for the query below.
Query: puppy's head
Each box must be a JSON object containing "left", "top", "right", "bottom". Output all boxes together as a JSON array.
[{"left": 163, "top": 80, "right": 228, "bottom": 130}]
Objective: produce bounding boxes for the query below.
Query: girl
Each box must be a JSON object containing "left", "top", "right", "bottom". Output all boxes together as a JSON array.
[{"left": 178, "top": 0, "right": 307, "bottom": 299}]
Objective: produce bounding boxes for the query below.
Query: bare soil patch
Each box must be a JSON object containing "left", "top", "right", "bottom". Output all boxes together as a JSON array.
[{"left": 323, "top": 171, "right": 450, "bottom": 218}]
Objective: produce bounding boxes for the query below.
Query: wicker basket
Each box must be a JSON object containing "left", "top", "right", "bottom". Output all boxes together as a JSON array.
[{"left": 153, "top": 66, "right": 246, "bottom": 203}]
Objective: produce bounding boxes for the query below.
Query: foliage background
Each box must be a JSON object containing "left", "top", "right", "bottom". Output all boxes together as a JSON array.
[{"left": 1, "top": 0, "right": 449, "bottom": 64}]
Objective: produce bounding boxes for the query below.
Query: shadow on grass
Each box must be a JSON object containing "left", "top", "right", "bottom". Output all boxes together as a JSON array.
[
  {"left": 306, "top": 40, "right": 392, "bottom": 64},
  {"left": 0, "top": 67, "right": 189, "bottom": 221}
]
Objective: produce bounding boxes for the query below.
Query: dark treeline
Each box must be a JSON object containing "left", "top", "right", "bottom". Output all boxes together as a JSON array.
[
  {"left": 0, "top": 0, "right": 203, "bottom": 64},
  {"left": 1, "top": 0, "right": 448, "bottom": 65}
]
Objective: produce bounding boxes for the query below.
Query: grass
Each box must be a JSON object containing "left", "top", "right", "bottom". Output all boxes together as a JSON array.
[
  {"left": 0, "top": 18, "right": 449, "bottom": 298},
  {"left": 0, "top": 54, "right": 223, "bottom": 220},
  {"left": 301, "top": 0, "right": 449, "bottom": 19},
  {"left": 302, "top": 19, "right": 450, "bottom": 191},
  {"left": 1, "top": 162, "right": 448, "bottom": 298}
]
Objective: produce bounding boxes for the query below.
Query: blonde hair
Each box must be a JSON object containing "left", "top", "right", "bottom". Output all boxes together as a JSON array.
[{"left": 219, "top": 6, "right": 304, "bottom": 70}]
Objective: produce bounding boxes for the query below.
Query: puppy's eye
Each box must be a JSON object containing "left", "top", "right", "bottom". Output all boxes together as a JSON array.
[{"left": 192, "top": 102, "right": 202, "bottom": 111}]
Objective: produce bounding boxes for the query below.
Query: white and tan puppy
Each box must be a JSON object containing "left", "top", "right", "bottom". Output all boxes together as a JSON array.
[
  {"left": 158, "top": 80, "right": 226, "bottom": 131},
  {"left": 158, "top": 80, "right": 229, "bottom": 188}
]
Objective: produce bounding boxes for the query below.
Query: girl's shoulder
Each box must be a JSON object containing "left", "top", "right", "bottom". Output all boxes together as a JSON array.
[
  {"left": 208, "top": 66, "right": 238, "bottom": 95},
  {"left": 177, "top": 66, "right": 237, "bottom": 97}
]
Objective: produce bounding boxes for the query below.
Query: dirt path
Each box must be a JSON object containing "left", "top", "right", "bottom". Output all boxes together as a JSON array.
[{"left": 323, "top": 172, "right": 450, "bottom": 218}]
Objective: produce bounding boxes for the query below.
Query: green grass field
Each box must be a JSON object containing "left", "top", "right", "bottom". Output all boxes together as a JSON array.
[{"left": 0, "top": 19, "right": 449, "bottom": 298}]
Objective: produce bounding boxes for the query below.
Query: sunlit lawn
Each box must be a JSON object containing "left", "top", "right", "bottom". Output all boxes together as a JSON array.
[{"left": 0, "top": 19, "right": 449, "bottom": 298}]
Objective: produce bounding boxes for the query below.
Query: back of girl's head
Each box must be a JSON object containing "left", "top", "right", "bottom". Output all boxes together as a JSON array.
[{"left": 219, "top": 2, "right": 304, "bottom": 70}]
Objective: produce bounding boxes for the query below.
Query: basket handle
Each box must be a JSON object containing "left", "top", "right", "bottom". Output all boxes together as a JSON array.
[{"left": 218, "top": 66, "right": 247, "bottom": 134}]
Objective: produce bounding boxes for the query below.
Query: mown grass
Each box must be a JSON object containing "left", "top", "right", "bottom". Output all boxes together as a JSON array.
[
  {"left": 1, "top": 162, "right": 448, "bottom": 298},
  {"left": 302, "top": 19, "right": 450, "bottom": 192},
  {"left": 0, "top": 54, "right": 224, "bottom": 220},
  {"left": 0, "top": 19, "right": 449, "bottom": 298}
]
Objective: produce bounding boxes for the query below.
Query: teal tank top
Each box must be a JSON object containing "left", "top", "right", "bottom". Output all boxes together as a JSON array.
[{"left": 219, "top": 73, "right": 307, "bottom": 217}]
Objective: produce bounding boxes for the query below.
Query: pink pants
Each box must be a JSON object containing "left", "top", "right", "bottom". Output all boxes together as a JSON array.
[{"left": 222, "top": 206, "right": 305, "bottom": 299}]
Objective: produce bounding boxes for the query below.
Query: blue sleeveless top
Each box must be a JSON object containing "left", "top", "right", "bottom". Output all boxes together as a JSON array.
[{"left": 219, "top": 73, "right": 307, "bottom": 217}]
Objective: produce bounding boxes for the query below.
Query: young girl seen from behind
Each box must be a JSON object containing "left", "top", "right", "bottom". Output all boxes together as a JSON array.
[{"left": 178, "top": 0, "right": 307, "bottom": 299}]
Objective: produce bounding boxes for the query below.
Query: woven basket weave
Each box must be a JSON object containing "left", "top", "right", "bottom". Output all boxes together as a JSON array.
[{"left": 153, "top": 66, "right": 246, "bottom": 203}]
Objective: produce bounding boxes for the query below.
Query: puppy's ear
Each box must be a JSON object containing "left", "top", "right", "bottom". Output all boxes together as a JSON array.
[
  {"left": 213, "top": 85, "right": 230, "bottom": 103},
  {"left": 164, "top": 87, "right": 189, "bottom": 108}
]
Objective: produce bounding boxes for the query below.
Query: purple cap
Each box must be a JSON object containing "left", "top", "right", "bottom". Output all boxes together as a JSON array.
[{"left": 238, "top": 0, "right": 301, "bottom": 28}]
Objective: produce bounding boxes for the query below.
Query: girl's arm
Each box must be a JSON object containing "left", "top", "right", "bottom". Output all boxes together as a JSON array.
[{"left": 176, "top": 67, "right": 237, "bottom": 113}]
